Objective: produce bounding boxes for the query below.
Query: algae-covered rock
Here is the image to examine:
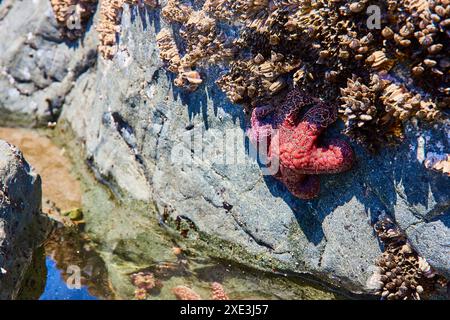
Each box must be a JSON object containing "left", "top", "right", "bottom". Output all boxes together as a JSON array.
[
  {"left": 63, "top": 208, "right": 84, "bottom": 221},
  {"left": 16, "top": 246, "right": 47, "bottom": 300}
]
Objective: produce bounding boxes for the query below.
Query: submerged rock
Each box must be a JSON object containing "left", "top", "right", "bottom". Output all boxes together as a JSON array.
[
  {"left": 0, "top": 1, "right": 448, "bottom": 297},
  {"left": 0, "top": 140, "right": 52, "bottom": 299}
]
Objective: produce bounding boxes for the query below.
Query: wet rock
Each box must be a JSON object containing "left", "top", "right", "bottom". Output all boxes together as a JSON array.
[{"left": 0, "top": 140, "right": 52, "bottom": 299}]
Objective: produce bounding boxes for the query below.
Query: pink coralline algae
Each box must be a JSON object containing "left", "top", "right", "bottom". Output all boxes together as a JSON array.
[
  {"left": 131, "top": 271, "right": 163, "bottom": 300},
  {"left": 172, "top": 285, "right": 202, "bottom": 300},
  {"left": 172, "top": 282, "right": 230, "bottom": 300},
  {"left": 210, "top": 282, "right": 229, "bottom": 300},
  {"left": 248, "top": 89, "right": 354, "bottom": 200}
]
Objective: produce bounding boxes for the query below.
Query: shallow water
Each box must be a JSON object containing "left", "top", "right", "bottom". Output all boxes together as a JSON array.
[
  {"left": 0, "top": 127, "right": 342, "bottom": 300},
  {"left": 39, "top": 226, "right": 114, "bottom": 300},
  {"left": 40, "top": 258, "right": 98, "bottom": 300}
]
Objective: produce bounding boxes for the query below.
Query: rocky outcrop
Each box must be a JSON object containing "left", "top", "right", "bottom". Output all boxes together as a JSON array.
[
  {"left": 0, "top": 140, "right": 51, "bottom": 299},
  {"left": 0, "top": 1, "right": 448, "bottom": 297},
  {"left": 0, "top": 0, "right": 97, "bottom": 127}
]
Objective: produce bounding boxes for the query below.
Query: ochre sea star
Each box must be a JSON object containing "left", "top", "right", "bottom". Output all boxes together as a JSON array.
[{"left": 248, "top": 89, "right": 354, "bottom": 200}]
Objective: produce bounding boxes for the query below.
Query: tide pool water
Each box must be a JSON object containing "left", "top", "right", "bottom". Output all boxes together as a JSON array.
[
  {"left": 4, "top": 127, "right": 339, "bottom": 301},
  {"left": 39, "top": 258, "right": 98, "bottom": 300}
]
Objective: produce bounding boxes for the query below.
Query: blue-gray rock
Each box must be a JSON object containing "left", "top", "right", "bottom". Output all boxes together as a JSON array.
[{"left": 0, "top": 0, "right": 97, "bottom": 127}]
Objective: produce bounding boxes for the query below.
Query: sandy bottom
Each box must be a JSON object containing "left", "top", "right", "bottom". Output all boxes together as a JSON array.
[{"left": 0, "top": 127, "right": 81, "bottom": 214}]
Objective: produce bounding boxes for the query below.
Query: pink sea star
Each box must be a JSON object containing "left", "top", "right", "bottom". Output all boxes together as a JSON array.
[{"left": 247, "top": 89, "right": 354, "bottom": 200}]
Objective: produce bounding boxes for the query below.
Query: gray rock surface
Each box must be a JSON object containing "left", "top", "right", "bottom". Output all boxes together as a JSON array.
[
  {"left": 0, "top": 1, "right": 448, "bottom": 296},
  {"left": 0, "top": 140, "right": 50, "bottom": 299},
  {"left": 0, "top": 0, "right": 97, "bottom": 127}
]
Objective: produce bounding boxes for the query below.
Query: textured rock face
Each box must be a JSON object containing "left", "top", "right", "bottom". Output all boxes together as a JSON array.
[
  {"left": 0, "top": 140, "right": 50, "bottom": 299},
  {"left": 0, "top": 0, "right": 97, "bottom": 127},
  {"left": 0, "top": 1, "right": 448, "bottom": 296}
]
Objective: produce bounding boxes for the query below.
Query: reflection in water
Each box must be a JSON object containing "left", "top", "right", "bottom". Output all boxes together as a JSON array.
[
  {"left": 40, "top": 258, "right": 98, "bottom": 300},
  {"left": 39, "top": 226, "right": 114, "bottom": 300},
  {"left": 32, "top": 223, "right": 340, "bottom": 300}
]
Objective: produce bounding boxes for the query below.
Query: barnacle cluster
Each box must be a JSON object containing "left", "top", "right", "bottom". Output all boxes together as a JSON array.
[
  {"left": 50, "top": 0, "right": 98, "bottom": 40},
  {"left": 155, "top": 0, "right": 448, "bottom": 150},
  {"left": 97, "top": 0, "right": 158, "bottom": 59},
  {"left": 339, "top": 74, "right": 440, "bottom": 149},
  {"left": 50, "top": 1, "right": 158, "bottom": 57},
  {"left": 50, "top": 0, "right": 448, "bottom": 149},
  {"left": 157, "top": 0, "right": 234, "bottom": 90},
  {"left": 384, "top": 0, "right": 449, "bottom": 84},
  {"left": 371, "top": 214, "right": 448, "bottom": 300},
  {"left": 130, "top": 271, "right": 163, "bottom": 299},
  {"left": 156, "top": 28, "right": 204, "bottom": 91}
]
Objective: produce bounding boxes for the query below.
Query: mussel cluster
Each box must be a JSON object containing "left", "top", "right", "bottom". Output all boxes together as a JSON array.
[{"left": 372, "top": 215, "right": 447, "bottom": 300}]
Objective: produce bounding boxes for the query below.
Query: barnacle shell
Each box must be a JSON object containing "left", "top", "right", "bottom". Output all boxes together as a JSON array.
[
  {"left": 96, "top": 0, "right": 156, "bottom": 59},
  {"left": 418, "top": 257, "right": 436, "bottom": 278},
  {"left": 373, "top": 214, "right": 445, "bottom": 300},
  {"left": 366, "top": 51, "right": 394, "bottom": 72},
  {"left": 424, "top": 153, "right": 450, "bottom": 176},
  {"left": 50, "top": 0, "right": 97, "bottom": 40}
]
